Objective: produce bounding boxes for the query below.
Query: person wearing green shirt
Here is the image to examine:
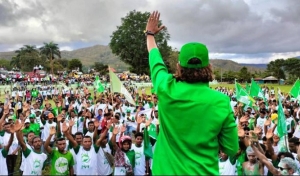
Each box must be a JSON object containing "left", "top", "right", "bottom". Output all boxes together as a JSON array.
[
  {"left": 145, "top": 11, "right": 238, "bottom": 175},
  {"left": 44, "top": 126, "right": 74, "bottom": 175},
  {"left": 29, "top": 114, "right": 40, "bottom": 136},
  {"left": 22, "top": 119, "right": 32, "bottom": 136},
  {"left": 31, "top": 88, "right": 38, "bottom": 100}
]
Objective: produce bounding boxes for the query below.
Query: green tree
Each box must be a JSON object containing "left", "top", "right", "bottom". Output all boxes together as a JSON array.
[
  {"left": 39, "top": 42, "right": 61, "bottom": 74},
  {"left": 109, "top": 10, "right": 171, "bottom": 74},
  {"left": 238, "top": 66, "right": 251, "bottom": 83},
  {"left": 283, "top": 58, "right": 300, "bottom": 80},
  {"left": 93, "top": 62, "right": 108, "bottom": 75},
  {"left": 164, "top": 49, "right": 179, "bottom": 73},
  {"left": 11, "top": 45, "right": 40, "bottom": 70},
  {"left": 57, "top": 59, "right": 69, "bottom": 69},
  {"left": 68, "top": 59, "right": 83, "bottom": 71},
  {"left": 223, "top": 70, "right": 238, "bottom": 82},
  {"left": 0, "top": 59, "right": 12, "bottom": 70},
  {"left": 266, "top": 59, "right": 285, "bottom": 83}
]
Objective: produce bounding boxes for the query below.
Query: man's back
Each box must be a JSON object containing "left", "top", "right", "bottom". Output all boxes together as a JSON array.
[{"left": 152, "top": 77, "right": 238, "bottom": 175}]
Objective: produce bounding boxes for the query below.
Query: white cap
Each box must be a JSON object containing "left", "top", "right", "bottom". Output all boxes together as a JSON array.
[{"left": 25, "top": 119, "right": 30, "bottom": 123}]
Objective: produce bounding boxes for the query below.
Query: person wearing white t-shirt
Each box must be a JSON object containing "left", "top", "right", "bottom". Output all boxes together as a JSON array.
[
  {"left": 20, "top": 131, "right": 34, "bottom": 175},
  {"left": 218, "top": 150, "right": 236, "bottom": 175},
  {"left": 131, "top": 132, "right": 149, "bottom": 175},
  {"left": 2, "top": 123, "right": 19, "bottom": 176},
  {"left": 0, "top": 128, "right": 14, "bottom": 175},
  {"left": 41, "top": 113, "right": 57, "bottom": 150},
  {"left": 256, "top": 110, "right": 267, "bottom": 136},
  {"left": 84, "top": 121, "right": 97, "bottom": 143},
  {"left": 63, "top": 120, "right": 108, "bottom": 175},
  {"left": 14, "top": 121, "right": 47, "bottom": 175},
  {"left": 97, "top": 126, "right": 114, "bottom": 176}
]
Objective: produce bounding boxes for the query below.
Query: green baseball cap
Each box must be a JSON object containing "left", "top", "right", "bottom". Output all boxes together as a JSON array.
[
  {"left": 29, "top": 114, "right": 36, "bottom": 118},
  {"left": 179, "top": 42, "right": 209, "bottom": 68}
]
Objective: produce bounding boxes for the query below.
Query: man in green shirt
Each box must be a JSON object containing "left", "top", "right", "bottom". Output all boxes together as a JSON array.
[
  {"left": 22, "top": 119, "right": 32, "bottom": 136},
  {"left": 29, "top": 114, "right": 40, "bottom": 136},
  {"left": 44, "top": 126, "right": 74, "bottom": 175},
  {"left": 145, "top": 11, "right": 238, "bottom": 175}
]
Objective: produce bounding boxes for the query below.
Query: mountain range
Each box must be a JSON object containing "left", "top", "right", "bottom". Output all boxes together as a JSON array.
[{"left": 2, "top": 45, "right": 298, "bottom": 72}]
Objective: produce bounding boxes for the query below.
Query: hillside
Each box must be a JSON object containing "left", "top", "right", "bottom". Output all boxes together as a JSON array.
[
  {"left": 60, "top": 45, "right": 129, "bottom": 71},
  {"left": 0, "top": 45, "right": 265, "bottom": 72},
  {"left": 210, "top": 59, "right": 264, "bottom": 72}
]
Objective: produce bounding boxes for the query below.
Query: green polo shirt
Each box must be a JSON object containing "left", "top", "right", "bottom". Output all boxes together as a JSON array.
[
  {"left": 29, "top": 123, "right": 41, "bottom": 136},
  {"left": 149, "top": 48, "right": 238, "bottom": 175},
  {"left": 22, "top": 127, "right": 32, "bottom": 136}
]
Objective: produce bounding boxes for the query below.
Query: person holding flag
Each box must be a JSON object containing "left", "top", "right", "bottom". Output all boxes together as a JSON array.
[{"left": 145, "top": 11, "right": 238, "bottom": 175}]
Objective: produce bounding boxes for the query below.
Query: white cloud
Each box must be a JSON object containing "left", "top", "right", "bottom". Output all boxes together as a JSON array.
[{"left": 0, "top": 0, "right": 299, "bottom": 63}]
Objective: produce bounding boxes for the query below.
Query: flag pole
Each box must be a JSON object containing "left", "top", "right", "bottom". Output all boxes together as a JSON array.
[{"left": 108, "top": 66, "right": 114, "bottom": 107}]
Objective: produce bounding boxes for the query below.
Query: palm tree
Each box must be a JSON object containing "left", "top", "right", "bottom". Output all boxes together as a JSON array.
[
  {"left": 39, "top": 42, "right": 61, "bottom": 74},
  {"left": 11, "top": 45, "right": 39, "bottom": 70}
]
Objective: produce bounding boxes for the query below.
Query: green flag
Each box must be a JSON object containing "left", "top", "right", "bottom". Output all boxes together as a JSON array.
[
  {"left": 235, "top": 81, "right": 255, "bottom": 106},
  {"left": 277, "top": 97, "right": 287, "bottom": 138},
  {"left": 144, "top": 127, "right": 153, "bottom": 159},
  {"left": 109, "top": 69, "right": 135, "bottom": 105},
  {"left": 290, "top": 79, "right": 300, "bottom": 100},
  {"left": 250, "top": 79, "right": 264, "bottom": 99},
  {"left": 94, "top": 76, "right": 104, "bottom": 93},
  {"left": 245, "top": 82, "right": 251, "bottom": 94},
  {"left": 148, "top": 123, "right": 157, "bottom": 140}
]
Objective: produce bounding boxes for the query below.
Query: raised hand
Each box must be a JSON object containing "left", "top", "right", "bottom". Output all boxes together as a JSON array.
[
  {"left": 49, "top": 126, "right": 56, "bottom": 135},
  {"left": 94, "top": 119, "right": 100, "bottom": 128},
  {"left": 264, "top": 118, "right": 271, "bottom": 126},
  {"left": 57, "top": 114, "right": 63, "bottom": 122},
  {"left": 145, "top": 118, "right": 153, "bottom": 127},
  {"left": 253, "top": 126, "right": 262, "bottom": 134},
  {"left": 249, "top": 131, "right": 258, "bottom": 143},
  {"left": 106, "top": 120, "right": 112, "bottom": 129},
  {"left": 238, "top": 127, "right": 245, "bottom": 138},
  {"left": 120, "top": 125, "right": 126, "bottom": 133},
  {"left": 69, "top": 119, "right": 75, "bottom": 127},
  {"left": 10, "top": 123, "right": 16, "bottom": 133},
  {"left": 25, "top": 111, "right": 30, "bottom": 117},
  {"left": 266, "top": 128, "right": 274, "bottom": 139},
  {"left": 146, "top": 11, "right": 165, "bottom": 35},
  {"left": 112, "top": 125, "right": 119, "bottom": 135},
  {"left": 136, "top": 116, "right": 143, "bottom": 124},
  {"left": 61, "top": 122, "right": 69, "bottom": 133},
  {"left": 13, "top": 120, "right": 24, "bottom": 132}
]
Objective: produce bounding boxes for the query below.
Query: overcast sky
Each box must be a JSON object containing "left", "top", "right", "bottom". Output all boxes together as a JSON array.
[{"left": 0, "top": 0, "right": 299, "bottom": 63}]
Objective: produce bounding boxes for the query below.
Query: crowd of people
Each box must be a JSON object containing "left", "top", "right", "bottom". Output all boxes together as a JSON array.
[
  {"left": 0, "top": 80, "right": 299, "bottom": 175},
  {"left": 0, "top": 82, "right": 158, "bottom": 175}
]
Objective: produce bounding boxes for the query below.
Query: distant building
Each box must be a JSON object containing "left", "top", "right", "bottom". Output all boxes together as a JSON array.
[{"left": 262, "top": 76, "right": 285, "bottom": 85}]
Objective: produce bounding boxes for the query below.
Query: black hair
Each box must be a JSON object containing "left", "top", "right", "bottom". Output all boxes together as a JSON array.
[
  {"left": 56, "top": 137, "right": 66, "bottom": 143},
  {"left": 104, "top": 113, "right": 110, "bottom": 117},
  {"left": 88, "top": 121, "right": 94, "bottom": 126},
  {"left": 115, "top": 114, "right": 120, "bottom": 120},
  {"left": 134, "top": 132, "right": 144, "bottom": 139},
  {"left": 289, "top": 137, "right": 299, "bottom": 144},
  {"left": 32, "top": 136, "right": 41, "bottom": 143},
  {"left": 278, "top": 152, "right": 295, "bottom": 160},
  {"left": 74, "top": 132, "right": 83, "bottom": 137},
  {"left": 83, "top": 135, "right": 92, "bottom": 140},
  {"left": 27, "top": 131, "right": 35, "bottom": 137}
]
